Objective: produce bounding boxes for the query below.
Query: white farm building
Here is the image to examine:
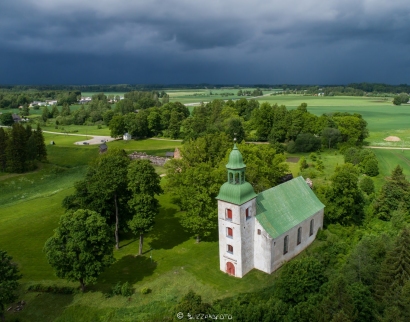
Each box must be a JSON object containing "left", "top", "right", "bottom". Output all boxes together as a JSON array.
[{"left": 216, "top": 144, "right": 324, "bottom": 277}]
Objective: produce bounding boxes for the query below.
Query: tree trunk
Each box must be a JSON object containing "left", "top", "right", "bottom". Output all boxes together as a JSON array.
[
  {"left": 139, "top": 233, "right": 144, "bottom": 256},
  {"left": 196, "top": 234, "right": 200, "bottom": 243},
  {"left": 80, "top": 278, "right": 86, "bottom": 292},
  {"left": 114, "top": 194, "right": 119, "bottom": 250}
]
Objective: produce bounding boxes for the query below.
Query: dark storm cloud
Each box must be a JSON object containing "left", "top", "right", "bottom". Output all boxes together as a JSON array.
[{"left": 1, "top": 0, "right": 410, "bottom": 84}]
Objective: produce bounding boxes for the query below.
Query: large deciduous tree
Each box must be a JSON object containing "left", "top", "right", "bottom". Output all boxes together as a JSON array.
[
  {"left": 0, "top": 250, "right": 21, "bottom": 322},
  {"left": 319, "top": 163, "right": 364, "bottom": 225},
  {"left": 44, "top": 209, "right": 115, "bottom": 292},
  {"left": 127, "top": 159, "right": 163, "bottom": 255},
  {"left": 63, "top": 148, "right": 131, "bottom": 249}
]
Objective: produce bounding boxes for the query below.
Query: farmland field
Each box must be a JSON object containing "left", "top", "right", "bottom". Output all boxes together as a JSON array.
[{"left": 256, "top": 95, "right": 410, "bottom": 147}]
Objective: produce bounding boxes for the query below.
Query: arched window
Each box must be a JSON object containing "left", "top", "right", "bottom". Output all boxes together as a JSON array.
[
  {"left": 229, "top": 172, "right": 233, "bottom": 183},
  {"left": 310, "top": 219, "right": 314, "bottom": 236},
  {"left": 235, "top": 173, "right": 239, "bottom": 184},
  {"left": 227, "top": 244, "right": 233, "bottom": 254},
  {"left": 227, "top": 227, "right": 233, "bottom": 238},
  {"left": 297, "top": 227, "right": 302, "bottom": 245},
  {"left": 283, "top": 235, "right": 289, "bottom": 254},
  {"left": 241, "top": 172, "right": 245, "bottom": 183},
  {"left": 245, "top": 208, "right": 250, "bottom": 220}
]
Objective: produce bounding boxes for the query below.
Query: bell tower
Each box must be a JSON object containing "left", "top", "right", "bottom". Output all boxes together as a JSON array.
[{"left": 216, "top": 143, "right": 257, "bottom": 277}]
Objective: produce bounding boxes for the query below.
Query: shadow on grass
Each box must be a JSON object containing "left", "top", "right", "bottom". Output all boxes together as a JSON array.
[
  {"left": 5, "top": 293, "right": 75, "bottom": 322},
  {"left": 200, "top": 228, "right": 218, "bottom": 243},
  {"left": 148, "top": 206, "right": 191, "bottom": 250},
  {"left": 93, "top": 255, "right": 157, "bottom": 293}
]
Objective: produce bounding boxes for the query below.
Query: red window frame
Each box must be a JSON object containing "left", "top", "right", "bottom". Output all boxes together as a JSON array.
[
  {"left": 227, "top": 227, "right": 233, "bottom": 237},
  {"left": 245, "top": 208, "right": 250, "bottom": 219},
  {"left": 226, "top": 209, "right": 232, "bottom": 220}
]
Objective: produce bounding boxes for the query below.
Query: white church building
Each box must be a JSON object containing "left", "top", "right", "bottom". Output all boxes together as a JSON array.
[{"left": 216, "top": 144, "right": 325, "bottom": 278}]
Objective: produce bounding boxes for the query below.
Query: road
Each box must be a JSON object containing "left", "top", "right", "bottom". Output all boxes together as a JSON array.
[{"left": 43, "top": 131, "right": 115, "bottom": 145}]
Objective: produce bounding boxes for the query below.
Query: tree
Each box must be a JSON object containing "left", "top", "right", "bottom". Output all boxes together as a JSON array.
[
  {"left": 321, "top": 163, "right": 364, "bottom": 225},
  {"left": 0, "top": 128, "right": 8, "bottom": 172},
  {"left": 374, "top": 165, "right": 410, "bottom": 220},
  {"left": 44, "top": 209, "right": 114, "bottom": 292},
  {"left": 275, "top": 257, "right": 326, "bottom": 304},
  {"left": 0, "top": 113, "right": 14, "bottom": 126},
  {"left": 291, "top": 133, "right": 321, "bottom": 153},
  {"left": 6, "top": 123, "right": 27, "bottom": 173},
  {"left": 0, "top": 250, "right": 21, "bottom": 322},
  {"left": 376, "top": 228, "right": 410, "bottom": 317},
  {"left": 63, "top": 148, "right": 131, "bottom": 249},
  {"left": 225, "top": 117, "right": 245, "bottom": 143},
  {"left": 127, "top": 160, "right": 163, "bottom": 255},
  {"left": 359, "top": 176, "right": 375, "bottom": 195},
  {"left": 108, "top": 115, "right": 125, "bottom": 137},
  {"left": 174, "top": 290, "right": 213, "bottom": 319},
  {"left": 321, "top": 127, "right": 342, "bottom": 149},
  {"left": 41, "top": 106, "right": 50, "bottom": 122},
  {"left": 393, "top": 96, "right": 402, "bottom": 105}
]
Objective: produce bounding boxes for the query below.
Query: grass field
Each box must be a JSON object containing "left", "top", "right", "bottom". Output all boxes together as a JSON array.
[{"left": 167, "top": 88, "right": 279, "bottom": 104}]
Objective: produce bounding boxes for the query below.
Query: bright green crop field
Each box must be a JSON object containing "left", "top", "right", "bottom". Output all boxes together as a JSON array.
[{"left": 257, "top": 95, "right": 410, "bottom": 147}]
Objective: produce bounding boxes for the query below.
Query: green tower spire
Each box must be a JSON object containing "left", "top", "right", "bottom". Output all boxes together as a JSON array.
[{"left": 216, "top": 143, "right": 257, "bottom": 205}]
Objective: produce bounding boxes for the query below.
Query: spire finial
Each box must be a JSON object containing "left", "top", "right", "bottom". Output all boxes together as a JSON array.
[{"left": 233, "top": 133, "right": 237, "bottom": 148}]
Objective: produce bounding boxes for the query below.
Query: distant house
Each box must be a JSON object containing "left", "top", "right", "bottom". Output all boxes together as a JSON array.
[
  {"left": 30, "top": 101, "right": 47, "bottom": 107},
  {"left": 165, "top": 152, "right": 175, "bottom": 158},
  {"left": 123, "top": 133, "right": 132, "bottom": 141},
  {"left": 46, "top": 100, "right": 58, "bottom": 106},
  {"left": 12, "top": 114, "right": 21, "bottom": 123},
  {"left": 99, "top": 143, "right": 108, "bottom": 154},
  {"left": 79, "top": 97, "right": 92, "bottom": 104}
]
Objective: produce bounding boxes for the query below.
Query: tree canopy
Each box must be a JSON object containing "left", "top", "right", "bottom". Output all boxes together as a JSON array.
[{"left": 44, "top": 209, "right": 115, "bottom": 292}]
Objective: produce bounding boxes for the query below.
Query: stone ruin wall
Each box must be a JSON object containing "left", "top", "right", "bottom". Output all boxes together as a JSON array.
[{"left": 128, "top": 152, "right": 169, "bottom": 166}]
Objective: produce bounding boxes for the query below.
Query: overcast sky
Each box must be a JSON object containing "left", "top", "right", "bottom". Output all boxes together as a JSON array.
[{"left": 1, "top": 0, "right": 409, "bottom": 85}]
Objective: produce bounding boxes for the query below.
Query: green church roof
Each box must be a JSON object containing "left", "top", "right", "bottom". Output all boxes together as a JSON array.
[
  {"left": 216, "top": 181, "right": 258, "bottom": 205},
  {"left": 256, "top": 176, "right": 325, "bottom": 238},
  {"left": 226, "top": 144, "right": 246, "bottom": 169}
]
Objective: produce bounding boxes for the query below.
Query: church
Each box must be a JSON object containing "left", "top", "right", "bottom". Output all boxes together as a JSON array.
[{"left": 216, "top": 144, "right": 325, "bottom": 278}]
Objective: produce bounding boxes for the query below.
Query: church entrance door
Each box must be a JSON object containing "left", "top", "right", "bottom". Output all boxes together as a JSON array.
[{"left": 226, "top": 262, "right": 235, "bottom": 276}]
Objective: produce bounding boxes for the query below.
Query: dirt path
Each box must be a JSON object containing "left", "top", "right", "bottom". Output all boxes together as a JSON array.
[
  {"left": 43, "top": 131, "right": 115, "bottom": 145},
  {"left": 366, "top": 146, "right": 410, "bottom": 150}
]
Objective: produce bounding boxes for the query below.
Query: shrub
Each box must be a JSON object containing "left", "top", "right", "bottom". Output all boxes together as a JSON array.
[
  {"left": 27, "top": 284, "right": 76, "bottom": 294},
  {"left": 310, "top": 153, "right": 317, "bottom": 161},
  {"left": 140, "top": 287, "right": 151, "bottom": 295},
  {"left": 106, "top": 281, "right": 134, "bottom": 297}
]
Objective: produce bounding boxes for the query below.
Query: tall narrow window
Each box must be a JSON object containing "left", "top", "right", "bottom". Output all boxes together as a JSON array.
[
  {"left": 297, "top": 227, "right": 302, "bottom": 245},
  {"left": 227, "top": 244, "right": 233, "bottom": 254},
  {"left": 226, "top": 209, "right": 232, "bottom": 220},
  {"left": 310, "top": 219, "right": 314, "bottom": 236},
  {"left": 283, "top": 235, "right": 288, "bottom": 254},
  {"left": 245, "top": 208, "right": 250, "bottom": 220},
  {"left": 227, "top": 227, "right": 233, "bottom": 238},
  {"left": 229, "top": 173, "right": 233, "bottom": 183}
]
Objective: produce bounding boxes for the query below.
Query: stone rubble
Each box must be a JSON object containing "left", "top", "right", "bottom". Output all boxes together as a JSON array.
[{"left": 128, "top": 152, "right": 170, "bottom": 166}]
